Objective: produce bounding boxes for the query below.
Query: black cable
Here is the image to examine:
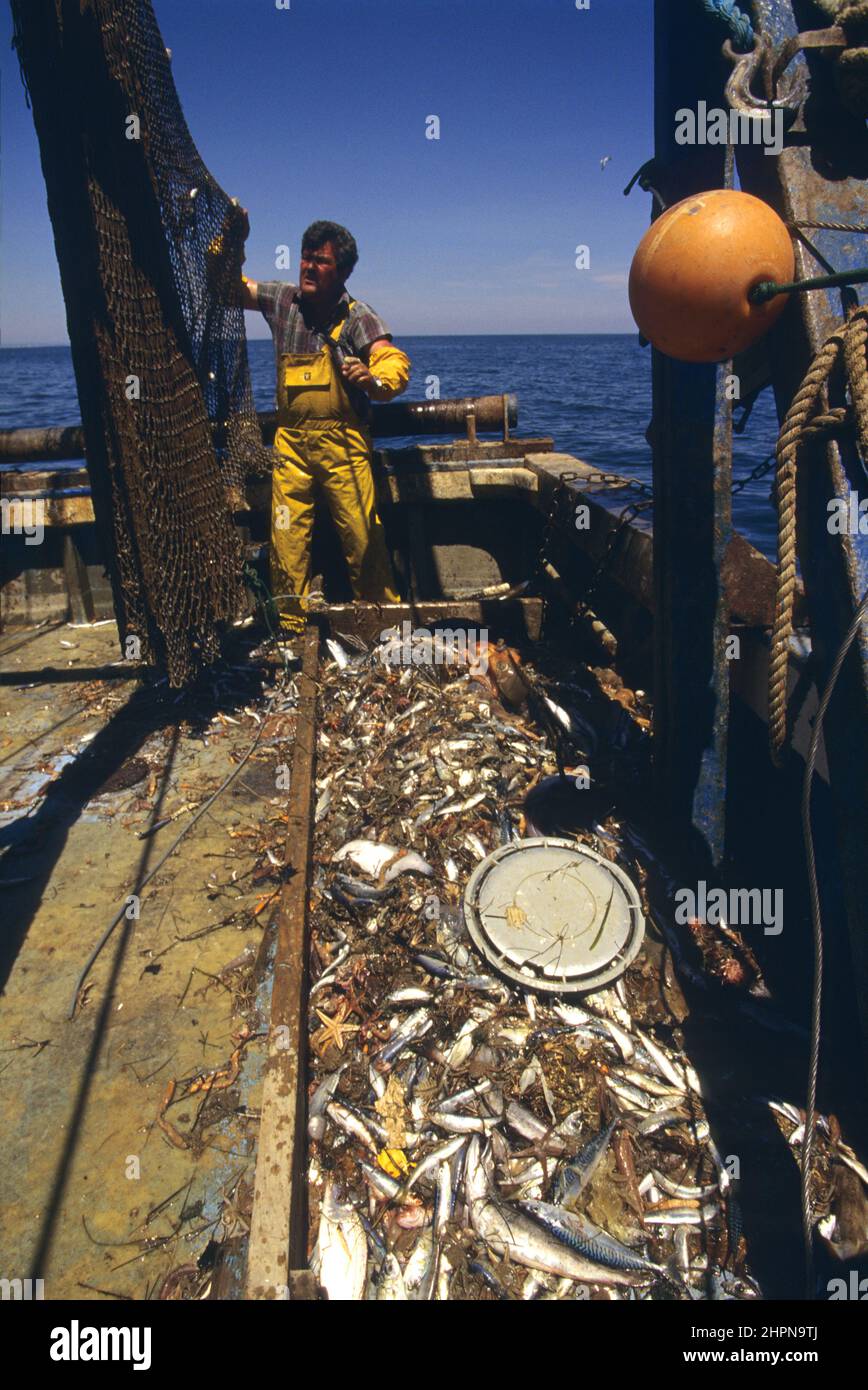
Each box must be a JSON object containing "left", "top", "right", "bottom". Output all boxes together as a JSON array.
[{"left": 800, "top": 586, "right": 868, "bottom": 1299}]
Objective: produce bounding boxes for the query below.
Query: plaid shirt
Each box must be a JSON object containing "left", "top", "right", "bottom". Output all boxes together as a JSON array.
[{"left": 256, "top": 281, "right": 392, "bottom": 362}]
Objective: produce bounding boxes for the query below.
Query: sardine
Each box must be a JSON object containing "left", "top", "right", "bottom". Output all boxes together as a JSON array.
[
  {"left": 429, "top": 1110, "right": 501, "bottom": 1135},
  {"left": 436, "top": 791, "right": 489, "bottom": 816},
  {"left": 605, "top": 1076, "right": 663, "bottom": 1113},
  {"left": 325, "top": 638, "right": 350, "bottom": 670},
  {"left": 325, "top": 1101, "right": 382, "bottom": 1152},
  {"left": 404, "top": 1135, "right": 467, "bottom": 1193},
  {"left": 613, "top": 1067, "right": 686, "bottom": 1099},
  {"left": 435, "top": 1159, "right": 454, "bottom": 1241},
  {"left": 651, "top": 1170, "right": 718, "bottom": 1201},
  {"left": 358, "top": 1160, "right": 405, "bottom": 1202},
  {"left": 387, "top": 987, "right": 434, "bottom": 1006},
  {"left": 333, "top": 872, "right": 395, "bottom": 902},
  {"left": 373, "top": 1008, "right": 433, "bottom": 1071},
  {"left": 636, "top": 1108, "right": 691, "bottom": 1137},
  {"left": 505, "top": 1100, "right": 569, "bottom": 1156},
  {"left": 635, "top": 1026, "right": 699, "bottom": 1094},
  {"left": 464, "top": 832, "right": 487, "bottom": 860},
  {"left": 437, "top": 1079, "right": 493, "bottom": 1114},
  {"left": 413, "top": 951, "right": 459, "bottom": 979},
  {"left": 308, "top": 1065, "right": 347, "bottom": 1140},
  {"left": 643, "top": 1203, "right": 721, "bottom": 1227}
]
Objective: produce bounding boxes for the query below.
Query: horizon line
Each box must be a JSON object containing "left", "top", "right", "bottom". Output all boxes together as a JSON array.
[{"left": 1, "top": 330, "right": 640, "bottom": 349}]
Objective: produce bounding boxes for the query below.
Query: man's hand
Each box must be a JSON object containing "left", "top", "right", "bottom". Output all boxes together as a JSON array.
[
  {"left": 231, "top": 199, "right": 250, "bottom": 245},
  {"left": 206, "top": 199, "right": 251, "bottom": 307},
  {"left": 341, "top": 356, "right": 390, "bottom": 401}
]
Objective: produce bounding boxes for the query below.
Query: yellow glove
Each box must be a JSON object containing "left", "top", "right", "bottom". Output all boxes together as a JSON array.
[{"left": 369, "top": 343, "right": 411, "bottom": 400}]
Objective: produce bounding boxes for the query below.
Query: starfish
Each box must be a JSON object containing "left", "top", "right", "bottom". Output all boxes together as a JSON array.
[
  {"left": 311, "top": 1001, "right": 360, "bottom": 1056},
  {"left": 338, "top": 973, "right": 369, "bottom": 1021}
]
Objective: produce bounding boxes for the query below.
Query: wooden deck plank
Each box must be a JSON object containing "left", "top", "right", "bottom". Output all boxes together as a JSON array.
[{"left": 245, "top": 628, "right": 319, "bottom": 1300}]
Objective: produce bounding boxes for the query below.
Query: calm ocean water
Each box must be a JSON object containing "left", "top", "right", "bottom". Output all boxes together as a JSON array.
[{"left": 0, "top": 337, "right": 780, "bottom": 556}]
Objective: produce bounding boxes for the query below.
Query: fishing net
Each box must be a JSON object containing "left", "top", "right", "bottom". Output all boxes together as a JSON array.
[{"left": 10, "top": 0, "right": 270, "bottom": 684}]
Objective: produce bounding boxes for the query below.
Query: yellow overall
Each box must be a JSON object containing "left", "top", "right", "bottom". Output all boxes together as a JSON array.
[{"left": 270, "top": 309, "right": 403, "bottom": 633}]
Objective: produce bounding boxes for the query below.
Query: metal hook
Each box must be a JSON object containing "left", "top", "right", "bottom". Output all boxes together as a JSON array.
[{"left": 723, "top": 33, "right": 806, "bottom": 129}]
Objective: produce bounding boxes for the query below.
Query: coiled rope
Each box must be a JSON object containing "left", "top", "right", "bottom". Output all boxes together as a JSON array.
[
  {"left": 815, "top": 0, "right": 868, "bottom": 118},
  {"left": 768, "top": 304, "right": 868, "bottom": 764},
  {"left": 700, "top": 0, "right": 755, "bottom": 52}
]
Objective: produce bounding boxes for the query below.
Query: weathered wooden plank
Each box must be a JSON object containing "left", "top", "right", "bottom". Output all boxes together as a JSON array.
[
  {"left": 1, "top": 447, "right": 551, "bottom": 528},
  {"left": 245, "top": 628, "right": 319, "bottom": 1300},
  {"left": 62, "top": 533, "right": 94, "bottom": 624},
  {"left": 375, "top": 437, "right": 554, "bottom": 466},
  {"left": 319, "top": 598, "right": 544, "bottom": 646}
]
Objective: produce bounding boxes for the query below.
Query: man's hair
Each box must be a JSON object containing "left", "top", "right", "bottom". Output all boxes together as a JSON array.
[{"left": 301, "top": 221, "right": 358, "bottom": 278}]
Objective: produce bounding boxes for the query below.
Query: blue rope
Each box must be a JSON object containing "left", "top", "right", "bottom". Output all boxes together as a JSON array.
[{"left": 700, "top": 0, "right": 755, "bottom": 52}]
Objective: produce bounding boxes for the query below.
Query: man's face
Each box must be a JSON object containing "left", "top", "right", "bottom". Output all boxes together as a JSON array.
[{"left": 299, "top": 240, "right": 342, "bottom": 302}]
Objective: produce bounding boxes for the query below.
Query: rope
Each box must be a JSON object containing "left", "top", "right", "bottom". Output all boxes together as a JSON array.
[
  {"left": 842, "top": 306, "right": 868, "bottom": 459},
  {"left": 814, "top": 0, "right": 868, "bottom": 118},
  {"left": 769, "top": 306, "right": 868, "bottom": 764},
  {"left": 700, "top": 0, "right": 755, "bottom": 52}
]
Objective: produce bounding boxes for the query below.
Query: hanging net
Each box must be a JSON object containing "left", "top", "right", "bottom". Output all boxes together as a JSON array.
[{"left": 10, "top": 0, "right": 270, "bottom": 684}]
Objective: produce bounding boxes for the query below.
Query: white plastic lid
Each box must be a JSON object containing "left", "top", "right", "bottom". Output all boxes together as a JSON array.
[{"left": 463, "top": 837, "right": 645, "bottom": 994}]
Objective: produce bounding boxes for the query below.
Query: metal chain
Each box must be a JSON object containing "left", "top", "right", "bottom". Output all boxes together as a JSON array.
[
  {"left": 533, "top": 471, "right": 581, "bottom": 580},
  {"left": 731, "top": 451, "right": 776, "bottom": 496},
  {"left": 579, "top": 469, "right": 654, "bottom": 498},
  {"left": 537, "top": 457, "right": 777, "bottom": 612},
  {"left": 580, "top": 496, "right": 655, "bottom": 614}
]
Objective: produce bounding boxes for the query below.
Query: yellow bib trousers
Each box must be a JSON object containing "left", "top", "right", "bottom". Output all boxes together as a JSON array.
[{"left": 269, "top": 337, "right": 400, "bottom": 633}]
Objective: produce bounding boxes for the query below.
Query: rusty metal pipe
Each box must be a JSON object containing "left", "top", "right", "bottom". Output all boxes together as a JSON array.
[{"left": 0, "top": 394, "right": 519, "bottom": 464}]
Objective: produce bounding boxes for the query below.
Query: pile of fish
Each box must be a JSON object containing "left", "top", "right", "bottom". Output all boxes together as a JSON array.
[{"left": 301, "top": 633, "right": 796, "bottom": 1299}]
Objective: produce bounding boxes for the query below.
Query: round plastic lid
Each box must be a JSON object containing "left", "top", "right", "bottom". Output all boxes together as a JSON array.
[{"left": 463, "top": 837, "right": 645, "bottom": 994}]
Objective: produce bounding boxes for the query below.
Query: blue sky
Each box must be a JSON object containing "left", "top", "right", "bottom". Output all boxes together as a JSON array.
[{"left": 1, "top": 0, "right": 653, "bottom": 346}]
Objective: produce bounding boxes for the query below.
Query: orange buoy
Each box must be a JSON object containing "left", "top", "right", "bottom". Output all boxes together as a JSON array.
[{"left": 628, "top": 189, "right": 794, "bottom": 363}]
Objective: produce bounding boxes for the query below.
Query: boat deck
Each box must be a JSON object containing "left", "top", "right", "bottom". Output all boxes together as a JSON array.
[
  {"left": 3, "top": 616, "right": 862, "bottom": 1299},
  {"left": 0, "top": 619, "right": 291, "bottom": 1298}
]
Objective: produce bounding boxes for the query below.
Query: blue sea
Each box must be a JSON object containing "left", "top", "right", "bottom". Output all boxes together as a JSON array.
[{"left": 0, "top": 336, "right": 780, "bottom": 557}]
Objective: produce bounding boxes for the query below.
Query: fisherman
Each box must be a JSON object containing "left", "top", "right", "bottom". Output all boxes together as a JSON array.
[{"left": 239, "top": 219, "right": 411, "bottom": 634}]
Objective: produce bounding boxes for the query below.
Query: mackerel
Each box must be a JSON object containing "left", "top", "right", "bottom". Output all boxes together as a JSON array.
[
  {"left": 465, "top": 1138, "right": 642, "bottom": 1288},
  {"left": 553, "top": 1118, "right": 618, "bottom": 1207},
  {"left": 520, "top": 1200, "right": 661, "bottom": 1277}
]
